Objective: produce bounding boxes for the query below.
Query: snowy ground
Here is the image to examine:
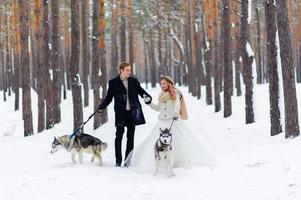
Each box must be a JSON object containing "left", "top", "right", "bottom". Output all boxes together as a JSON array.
[{"left": 1, "top": 84, "right": 301, "bottom": 200}]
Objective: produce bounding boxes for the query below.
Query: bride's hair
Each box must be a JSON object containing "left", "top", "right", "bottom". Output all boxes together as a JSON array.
[{"left": 168, "top": 84, "right": 176, "bottom": 101}]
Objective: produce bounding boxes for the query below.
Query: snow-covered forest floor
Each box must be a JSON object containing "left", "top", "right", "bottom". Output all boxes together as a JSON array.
[{"left": 1, "top": 84, "right": 301, "bottom": 200}]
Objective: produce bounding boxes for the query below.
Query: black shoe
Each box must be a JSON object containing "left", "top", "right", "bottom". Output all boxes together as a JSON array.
[{"left": 115, "top": 163, "right": 121, "bottom": 167}]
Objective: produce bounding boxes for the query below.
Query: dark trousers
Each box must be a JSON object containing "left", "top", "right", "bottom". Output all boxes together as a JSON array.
[{"left": 115, "top": 111, "right": 135, "bottom": 164}]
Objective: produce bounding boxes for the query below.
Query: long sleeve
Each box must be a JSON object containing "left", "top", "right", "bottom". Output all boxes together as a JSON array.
[
  {"left": 149, "top": 101, "right": 161, "bottom": 112},
  {"left": 136, "top": 78, "right": 151, "bottom": 98},
  {"left": 99, "top": 80, "right": 113, "bottom": 109}
]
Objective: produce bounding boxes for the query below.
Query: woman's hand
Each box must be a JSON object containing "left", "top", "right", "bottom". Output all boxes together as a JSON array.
[{"left": 173, "top": 112, "right": 180, "bottom": 121}]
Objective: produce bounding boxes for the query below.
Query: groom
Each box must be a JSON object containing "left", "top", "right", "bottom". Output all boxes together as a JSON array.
[{"left": 97, "top": 62, "right": 152, "bottom": 167}]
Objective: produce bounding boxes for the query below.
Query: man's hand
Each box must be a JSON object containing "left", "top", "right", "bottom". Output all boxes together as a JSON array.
[
  {"left": 97, "top": 106, "right": 105, "bottom": 113},
  {"left": 143, "top": 95, "right": 152, "bottom": 105}
]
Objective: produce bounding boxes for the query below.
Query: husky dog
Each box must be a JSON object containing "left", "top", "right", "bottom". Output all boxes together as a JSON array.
[
  {"left": 50, "top": 133, "right": 108, "bottom": 166},
  {"left": 153, "top": 128, "right": 175, "bottom": 177}
]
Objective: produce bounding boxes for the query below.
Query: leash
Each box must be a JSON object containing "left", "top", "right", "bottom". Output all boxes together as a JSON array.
[
  {"left": 168, "top": 117, "right": 178, "bottom": 131},
  {"left": 69, "top": 110, "right": 98, "bottom": 139},
  {"left": 67, "top": 110, "right": 98, "bottom": 151}
]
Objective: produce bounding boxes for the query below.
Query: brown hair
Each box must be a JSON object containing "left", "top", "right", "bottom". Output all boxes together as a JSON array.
[{"left": 119, "top": 62, "right": 131, "bottom": 71}]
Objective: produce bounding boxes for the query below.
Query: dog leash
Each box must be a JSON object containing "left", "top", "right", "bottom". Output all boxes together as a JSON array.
[
  {"left": 67, "top": 110, "right": 98, "bottom": 151},
  {"left": 168, "top": 117, "right": 178, "bottom": 131},
  {"left": 69, "top": 110, "right": 98, "bottom": 139}
]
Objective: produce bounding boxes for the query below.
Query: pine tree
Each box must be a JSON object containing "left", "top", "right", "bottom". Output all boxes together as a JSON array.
[
  {"left": 71, "top": 0, "right": 83, "bottom": 131},
  {"left": 222, "top": 0, "right": 232, "bottom": 118},
  {"left": 265, "top": 0, "right": 282, "bottom": 136},
  {"left": 241, "top": 0, "right": 254, "bottom": 124},
  {"left": 276, "top": 0, "right": 300, "bottom": 138},
  {"left": 34, "top": 0, "right": 45, "bottom": 133},
  {"left": 81, "top": 0, "right": 89, "bottom": 107},
  {"left": 19, "top": 0, "right": 33, "bottom": 136},
  {"left": 51, "top": 0, "right": 61, "bottom": 124}
]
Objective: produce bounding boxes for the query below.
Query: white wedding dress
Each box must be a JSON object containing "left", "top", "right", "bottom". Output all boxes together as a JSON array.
[{"left": 131, "top": 91, "right": 216, "bottom": 172}]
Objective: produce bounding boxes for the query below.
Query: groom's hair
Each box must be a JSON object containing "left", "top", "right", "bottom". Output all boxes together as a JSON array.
[{"left": 119, "top": 62, "right": 131, "bottom": 71}]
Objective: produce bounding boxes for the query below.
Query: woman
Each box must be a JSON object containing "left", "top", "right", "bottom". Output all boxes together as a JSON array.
[{"left": 131, "top": 76, "right": 216, "bottom": 172}]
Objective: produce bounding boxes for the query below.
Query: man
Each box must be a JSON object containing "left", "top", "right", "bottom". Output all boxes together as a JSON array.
[{"left": 98, "top": 62, "right": 152, "bottom": 167}]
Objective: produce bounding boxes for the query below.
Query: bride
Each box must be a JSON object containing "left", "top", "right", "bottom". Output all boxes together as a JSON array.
[{"left": 130, "top": 76, "right": 216, "bottom": 172}]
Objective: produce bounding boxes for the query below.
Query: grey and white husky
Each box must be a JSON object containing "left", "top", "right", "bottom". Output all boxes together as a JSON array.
[
  {"left": 50, "top": 133, "right": 108, "bottom": 166},
  {"left": 154, "top": 128, "right": 175, "bottom": 177}
]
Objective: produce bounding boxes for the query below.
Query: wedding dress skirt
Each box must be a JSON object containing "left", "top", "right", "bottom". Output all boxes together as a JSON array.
[{"left": 131, "top": 119, "right": 216, "bottom": 172}]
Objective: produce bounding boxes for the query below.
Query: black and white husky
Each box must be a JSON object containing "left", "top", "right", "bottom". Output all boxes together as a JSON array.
[
  {"left": 50, "top": 133, "right": 108, "bottom": 166},
  {"left": 154, "top": 128, "right": 175, "bottom": 177}
]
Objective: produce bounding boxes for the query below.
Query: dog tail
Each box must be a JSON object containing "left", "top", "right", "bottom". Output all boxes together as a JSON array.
[{"left": 101, "top": 142, "right": 108, "bottom": 151}]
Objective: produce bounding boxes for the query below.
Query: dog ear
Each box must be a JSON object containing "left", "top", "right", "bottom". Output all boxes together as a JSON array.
[
  {"left": 54, "top": 136, "right": 56, "bottom": 141},
  {"left": 159, "top": 128, "right": 163, "bottom": 133}
]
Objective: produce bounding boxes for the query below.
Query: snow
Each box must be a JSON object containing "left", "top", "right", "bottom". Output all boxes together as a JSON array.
[
  {"left": 2, "top": 85, "right": 301, "bottom": 199},
  {"left": 276, "top": 30, "right": 285, "bottom": 130},
  {"left": 246, "top": 42, "right": 254, "bottom": 57},
  {"left": 49, "top": 69, "right": 53, "bottom": 81},
  {"left": 48, "top": 42, "right": 52, "bottom": 50},
  {"left": 248, "top": 0, "right": 252, "bottom": 24},
  {"left": 194, "top": 23, "right": 198, "bottom": 33},
  {"left": 99, "top": 86, "right": 103, "bottom": 99}
]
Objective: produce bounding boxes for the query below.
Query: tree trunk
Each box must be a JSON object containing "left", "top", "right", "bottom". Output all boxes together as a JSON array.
[
  {"left": 63, "top": 10, "right": 71, "bottom": 92},
  {"left": 127, "top": 0, "right": 135, "bottom": 75},
  {"left": 234, "top": 25, "right": 242, "bottom": 97},
  {"left": 241, "top": 0, "right": 255, "bottom": 124},
  {"left": 81, "top": 0, "right": 89, "bottom": 107},
  {"left": 120, "top": 0, "right": 126, "bottom": 62},
  {"left": 12, "top": 0, "right": 20, "bottom": 110},
  {"left": 276, "top": 0, "right": 300, "bottom": 138},
  {"left": 1, "top": 51, "right": 6, "bottom": 102},
  {"left": 71, "top": 0, "right": 83, "bottom": 132},
  {"left": 30, "top": 26, "right": 36, "bottom": 92},
  {"left": 92, "top": 0, "right": 101, "bottom": 129},
  {"left": 110, "top": 0, "right": 118, "bottom": 78},
  {"left": 187, "top": 0, "right": 196, "bottom": 96},
  {"left": 195, "top": 21, "right": 202, "bottom": 100},
  {"left": 256, "top": 7, "right": 263, "bottom": 84},
  {"left": 213, "top": 0, "right": 221, "bottom": 112},
  {"left": 222, "top": 0, "right": 232, "bottom": 118},
  {"left": 202, "top": 14, "right": 213, "bottom": 105},
  {"left": 51, "top": 0, "right": 61, "bottom": 124},
  {"left": 144, "top": 41, "right": 149, "bottom": 88},
  {"left": 99, "top": 0, "right": 108, "bottom": 124},
  {"left": 34, "top": 0, "right": 45, "bottom": 133},
  {"left": 43, "top": 0, "right": 55, "bottom": 129},
  {"left": 232, "top": 0, "right": 242, "bottom": 97},
  {"left": 265, "top": 0, "right": 282, "bottom": 136},
  {"left": 149, "top": 29, "right": 157, "bottom": 87},
  {"left": 19, "top": 0, "right": 33, "bottom": 136}
]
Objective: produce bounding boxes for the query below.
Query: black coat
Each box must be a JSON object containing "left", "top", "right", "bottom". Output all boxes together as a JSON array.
[{"left": 99, "top": 76, "right": 151, "bottom": 127}]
